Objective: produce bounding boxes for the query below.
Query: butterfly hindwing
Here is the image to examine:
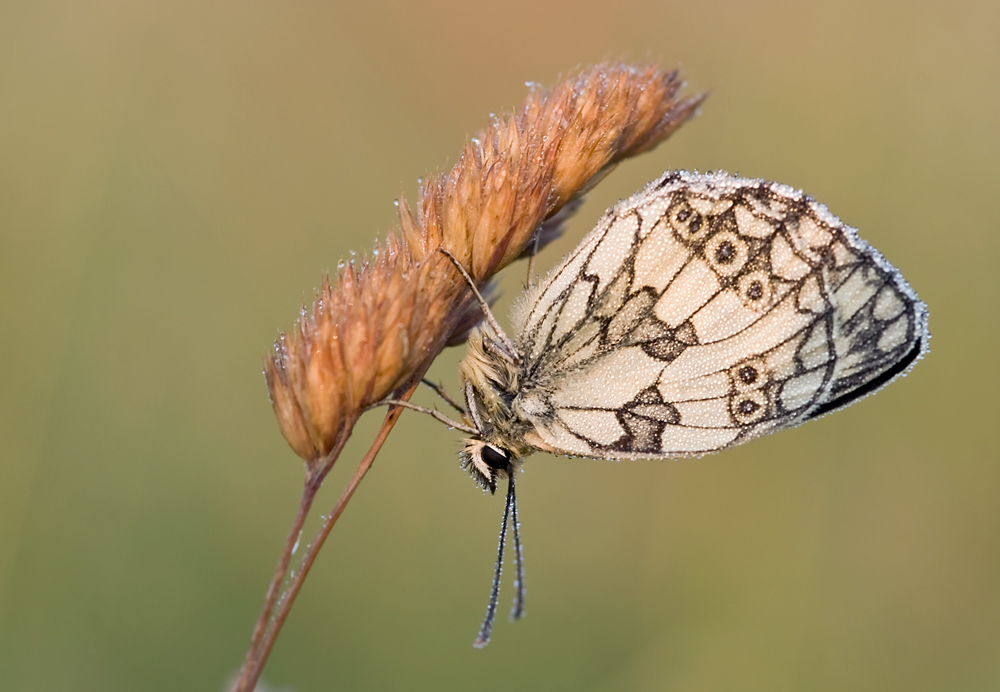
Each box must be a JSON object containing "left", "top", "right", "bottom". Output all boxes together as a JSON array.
[{"left": 510, "top": 172, "right": 928, "bottom": 459}]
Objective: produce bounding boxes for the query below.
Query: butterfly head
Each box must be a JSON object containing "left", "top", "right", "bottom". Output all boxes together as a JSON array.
[
  {"left": 457, "top": 328, "right": 537, "bottom": 492},
  {"left": 460, "top": 439, "right": 518, "bottom": 494}
]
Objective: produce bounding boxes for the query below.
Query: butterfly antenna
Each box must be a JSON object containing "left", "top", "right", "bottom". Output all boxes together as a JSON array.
[
  {"left": 439, "top": 247, "right": 519, "bottom": 361},
  {"left": 508, "top": 473, "right": 525, "bottom": 621},
  {"left": 473, "top": 475, "right": 514, "bottom": 648}
]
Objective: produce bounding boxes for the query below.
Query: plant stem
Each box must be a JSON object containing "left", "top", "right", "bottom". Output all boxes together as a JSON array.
[
  {"left": 237, "top": 381, "right": 417, "bottom": 690},
  {"left": 233, "top": 432, "right": 350, "bottom": 692},
  {"left": 234, "top": 485, "right": 315, "bottom": 687}
]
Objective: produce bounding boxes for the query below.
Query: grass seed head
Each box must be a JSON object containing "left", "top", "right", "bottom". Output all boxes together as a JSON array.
[{"left": 266, "top": 63, "right": 705, "bottom": 464}]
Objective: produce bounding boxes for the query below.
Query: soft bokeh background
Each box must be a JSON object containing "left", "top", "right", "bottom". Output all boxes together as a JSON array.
[{"left": 1, "top": 1, "right": 997, "bottom": 690}]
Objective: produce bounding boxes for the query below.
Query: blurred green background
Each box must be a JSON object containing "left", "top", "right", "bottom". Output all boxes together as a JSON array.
[{"left": 1, "top": 0, "right": 997, "bottom": 690}]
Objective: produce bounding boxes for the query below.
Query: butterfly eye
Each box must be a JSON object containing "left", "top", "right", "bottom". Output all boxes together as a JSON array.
[{"left": 481, "top": 445, "right": 511, "bottom": 471}]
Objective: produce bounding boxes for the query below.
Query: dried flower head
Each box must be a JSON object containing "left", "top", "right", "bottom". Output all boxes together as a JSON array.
[{"left": 265, "top": 63, "right": 706, "bottom": 469}]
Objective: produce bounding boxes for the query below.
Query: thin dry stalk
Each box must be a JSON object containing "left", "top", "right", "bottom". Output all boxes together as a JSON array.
[
  {"left": 233, "top": 431, "right": 352, "bottom": 692},
  {"left": 245, "top": 384, "right": 416, "bottom": 686},
  {"left": 236, "top": 63, "right": 705, "bottom": 691}
]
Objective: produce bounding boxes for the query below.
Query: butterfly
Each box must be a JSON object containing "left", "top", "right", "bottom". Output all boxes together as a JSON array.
[{"left": 386, "top": 170, "right": 929, "bottom": 645}]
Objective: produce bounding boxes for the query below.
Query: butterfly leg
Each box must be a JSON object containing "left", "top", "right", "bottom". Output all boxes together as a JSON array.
[
  {"left": 524, "top": 228, "right": 541, "bottom": 291},
  {"left": 368, "top": 399, "right": 479, "bottom": 435},
  {"left": 420, "top": 378, "right": 466, "bottom": 416}
]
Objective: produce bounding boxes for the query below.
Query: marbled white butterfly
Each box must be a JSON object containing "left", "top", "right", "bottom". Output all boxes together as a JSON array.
[{"left": 392, "top": 170, "right": 929, "bottom": 645}]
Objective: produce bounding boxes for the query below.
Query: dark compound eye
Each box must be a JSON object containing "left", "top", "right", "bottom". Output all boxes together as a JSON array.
[
  {"left": 738, "top": 399, "right": 760, "bottom": 415},
  {"left": 688, "top": 214, "right": 703, "bottom": 233},
  {"left": 715, "top": 240, "right": 736, "bottom": 264},
  {"left": 738, "top": 365, "right": 759, "bottom": 385},
  {"left": 746, "top": 280, "right": 764, "bottom": 301},
  {"left": 676, "top": 208, "right": 691, "bottom": 222},
  {"left": 481, "top": 445, "right": 510, "bottom": 470}
]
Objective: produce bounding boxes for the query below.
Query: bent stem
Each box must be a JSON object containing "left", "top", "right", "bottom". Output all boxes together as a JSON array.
[{"left": 236, "top": 381, "right": 418, "bottom": 691}]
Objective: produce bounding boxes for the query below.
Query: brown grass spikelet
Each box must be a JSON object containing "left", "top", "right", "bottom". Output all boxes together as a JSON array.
[
  {"left": 264, "top": 236, "right": 467, "bottom": 468},
  {"left": 264, "top": 63, "right": 705, "bottom": 467}
]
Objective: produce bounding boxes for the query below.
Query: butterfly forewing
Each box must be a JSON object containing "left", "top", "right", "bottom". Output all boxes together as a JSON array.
[{"left": 510, "top": 171, "right": 928, "bottom": 459}]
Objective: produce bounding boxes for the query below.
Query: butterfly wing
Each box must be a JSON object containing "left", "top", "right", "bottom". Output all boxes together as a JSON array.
[{"left": 510, "top": 171, "right": 929, "bottom": 459}]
